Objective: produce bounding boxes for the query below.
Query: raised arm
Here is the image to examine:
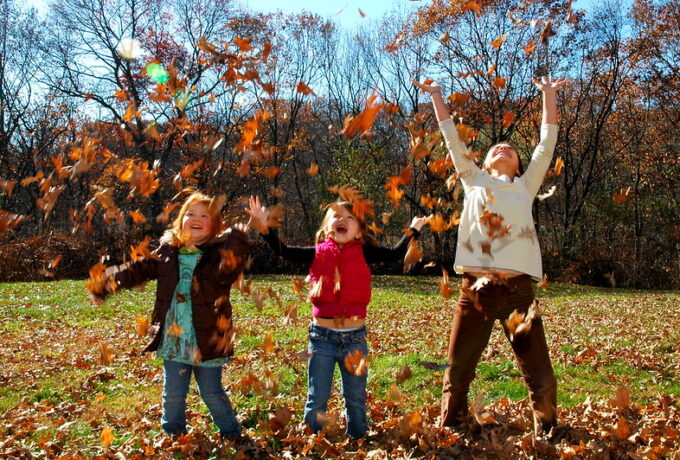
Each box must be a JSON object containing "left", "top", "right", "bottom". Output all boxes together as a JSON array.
[
  {"left": 521, "top": 76, "right": 567, "bottom": 197},
  {"left": 246, "top": 196, "right": 315, "bottom": 264},
  {"left": 363, "top": 216, "right": 428, "bottom": 264},
  {"left": 411, "top": 79, "right": 480, "bottom": 185}
]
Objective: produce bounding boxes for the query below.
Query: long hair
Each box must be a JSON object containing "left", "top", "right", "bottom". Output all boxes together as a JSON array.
[
  {"left": 482, "top": 143, "right": 524, "bottom": 178},
  {"left": 164, "top": 192, "right": 223, "bottom": 246},
  {"left": 315, "top": 201, "right": 377, "bottom": 246}
]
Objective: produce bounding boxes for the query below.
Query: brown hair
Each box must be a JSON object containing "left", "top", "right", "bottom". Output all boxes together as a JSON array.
[
  {"left": 314, "top": 201, "right": 377, "bottom": 245},
  {"left": 166, "top": 192, "right": 223, "bottom": 247}
]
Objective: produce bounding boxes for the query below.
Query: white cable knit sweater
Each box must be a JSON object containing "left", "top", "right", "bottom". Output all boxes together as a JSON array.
[{"left": 439, "top": 118, "right": 558, "bottom": 279}]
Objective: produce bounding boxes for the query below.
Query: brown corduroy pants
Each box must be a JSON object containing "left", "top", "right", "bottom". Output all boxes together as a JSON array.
[{"left": 440, "top": 274, "right": 557, "bottom": 434}]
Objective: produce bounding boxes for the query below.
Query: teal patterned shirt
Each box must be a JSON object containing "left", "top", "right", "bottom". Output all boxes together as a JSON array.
[{"left": 157, "top": 248, "right": 226, "bottom": 367}]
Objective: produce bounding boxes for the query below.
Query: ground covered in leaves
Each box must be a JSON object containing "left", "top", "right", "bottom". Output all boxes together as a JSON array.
[{"left": 0, "top": 276, "right": 678, "bottom": 459}]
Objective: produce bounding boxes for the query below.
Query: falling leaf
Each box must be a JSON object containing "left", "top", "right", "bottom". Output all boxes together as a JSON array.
[
  {"left": 233, "top": 36, "right": 253, "bottom": 52},
  {"left": 135, "top": 315, "right": 150, "bottom": 337},
  {"left": 448, "top": 93, "right": 470, "bottom": 105},
  {"left": 613, "top": 186, "right": 631, "bottom": 204},
  {"left": 99, "top": 343, "right": 114, "bottom": 364},
  {"left": 609, "top": 385, "right": 631, "bottom": 410},
  {"left": 472, "top": 393, "right": 498, "bottom": 425},
  {"left": 554, "top": 157, "right": 564, "bottom": 176},
  {"left": 500, "top": 111, "right": 516, "bottom": 128},
  {"left": 540, "top": 20, "right": 556, "bottom": 44},
  {"left": 429, "top": 214, "right": 449, "bottom": 233},
  {"left": 524, "top": 40, "right": 537, "bottom": 55},
  {"left": 358, "top": 8, "right": 366, "bottom": 17},
  {"left": 537, "top": 274, "right": 549, "bottom": 290},
  {"left": 404, "top": 239, "right": 422, "bottom": 273},
  {"left": 0, "top": 179, "right": 16, "bottom": 197},
  {"left": 296, "top": 81, "right": 316, "bottom": 96},
  {"left": 388, "top": 384, "right": 405, "bottom": 402},
  {"left": 341, "top": 93, "right": 383, "bottom": 138},
  {"left": 492, "top": 77, "right": 506, "bottom": 90},
  {"left": 368, "top": 221, "right": 383, "bottom": 235},
  {"left": 462, "top": 0, "right": 482, "bottom": 12},
  {"left": 440, "top": 267, "right": 453, "bottom": 299},
  {"left": 344, "top": 349, "right": 368, "bottom": 376},
  {"left": 439, "top": 31, "right": 450, "bottom": 43},
  {"left": 490, "top": 35, "right": 506, "bottom": 48},
  {"left": 129, "top": 210, "right": 146, "bottom": 224},
  {"left": 307, "top": 162, "right": 319, "bottom": 176}
]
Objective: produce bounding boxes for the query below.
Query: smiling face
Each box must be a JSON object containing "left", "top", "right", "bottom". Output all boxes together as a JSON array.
[
  {"left": 325, "top": 204, "right": 361, "bottom": 245},
  {"left": 484, "top": 143, "right": 521, "bottom": 177},
  {"left": 181, "top": 202, "right": 213, "bottom": 246}
]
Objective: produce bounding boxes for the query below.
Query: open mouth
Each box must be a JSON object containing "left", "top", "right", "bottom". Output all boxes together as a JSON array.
[
  {"left": 190, "top": 224, "right": 204, "bottom": 230},
  {"left": 335, "top": 223, "right": 348, "bottom": 234}
]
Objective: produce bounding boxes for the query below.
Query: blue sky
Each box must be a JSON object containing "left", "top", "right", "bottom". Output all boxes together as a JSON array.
[{"left": 24, "top": 0, "right": 600, "bottom": 29}]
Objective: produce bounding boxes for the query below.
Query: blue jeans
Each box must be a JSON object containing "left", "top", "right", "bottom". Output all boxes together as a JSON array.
[
  {"left": 304, "top": 323, "right": 368, "bottom": 439},
  {"left": 161, "top": 360, "right": 241, "bottom": 437}
]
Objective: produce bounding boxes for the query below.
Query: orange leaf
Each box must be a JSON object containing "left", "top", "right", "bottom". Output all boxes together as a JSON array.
[
  {"left": 429, "top": 214, "right": 449, "bottom": 232},
  {"left": 537, "top": 274, "right": 548, "bottom": 290},
  {"left": 448, "top": 93, "right": 470, "bottom": 105},
  {"left": 341, "top": 94, "right": 383, "bottom": 138},
  {"left": 500, "top": 112, "right": 516, "bottom": 128},
  {"left": 490, "top": 35, "right": 506, "bottom": 48},
  {"left": 130, "top": 236, "right": 157, "bottom": 262},
  {"left": 344, "top": 348, "right": 368, "bottom": 376},
  {"left": 523, "top": 40, "right": 536, "bottom": 55},
  {"left": 307, "top": 162, "right": 319, "bottom": 176},
  {"left": 492, "top": 77, "right": 506, "bottom": 90},
  {"left": 135, "top": 315, "right": 150, "bottom": 337},
  {"left": 99, "top": 342, "right": 114, "bottom": 364},
  {"left": 420, "top": 194, "right": 437, "bottom": 209},
  {"left": 129, "top": 210, "right": 146, "bottom": 224},
  {"left": 553, "top": 157, "right": 564, "bottom": 177},
  {"left": 296, "top": 81, "right": 316, "bottom": 96},
  {"left": 261, "top": 166, "right": 281, "bottom": 179},
  {"left": 261, "top": 332, "right": 275, "bottom": 354},
  {"left": 166, "top": 322, "right": 184, "bottom": 337},
  {"left": 440, "top": 267, "right": 453, "bottom": 299},
  {"left": 462, "top": 0, "right": 482, "bottom": 12},
  {"left": 101, "top": 427, "right": 114, "bottom": 447},
  {"left": 367, "top": 221, "right": 383, "bottom": 235},
  {"left": 404, "top": 239, "right": 422, "bottom": 273},
  {"left": 0, "top": 179, "right": 16, "bottom": 197},
  {"left": 233, "top": 37, "right": 253, "bottom": 52},
  {"left": 457, "top": 123, "right": 478, "bottom": 143},
  {"left": 613, "top": 186, "right": 631, "bottom": 204}
]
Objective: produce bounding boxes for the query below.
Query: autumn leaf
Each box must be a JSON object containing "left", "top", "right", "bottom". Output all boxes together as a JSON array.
[
  {"left": 523, "top": 40, "right": 537, "bottom": 55},
  {"left": 537, "top": 274, "right": 549, "bottom": 290},
  {"left": 233, "top": 36, "right": 253, "bottom": 52},
  {"left": 358, "top": 8, "right": 366, "bottom": 18},
  {"left": 540, "top": 20, "right": 556, "bottom": 44},
  {"left": 490, "top": 34, "right": 506, "bottom": 48},
  {"left": 341, "top": 93, "right": 383, "bottom": 138},
  {"left": 395, "top": 365, "right": 413, "bottom": 383},
  {"left": 462, "top": 0, "right": 482, "bottom": 12},
  {"left": 448, "top": 92, "right": 470, "bottom": 105},
  {"left": 613, "top": 186, "right": 631, "bottom": 204},
  {"left": 429, "top": 214, "right": 449, "bottom": 232},
  {"left": 130, "top": 236, "right": 157, "bottom": 262},
  {"left": 129, "top": 210, "right": 146, "bottom": 224},
  {"left": 404, "top": 239, "right": 422, "bottom": 273},
  {"left": 135, "top": 315, "right": 150, "bottom": 337},
  {"left": 344, "top": 348, "right": 368, "bottom": 376},
  {"left": 456, "top": 123, "right": 478, "bottom": 143},
  {"left": 166, "top": 322, "right": 184, "bottom": 337},
  {"left": 440, "top": 267, "right": 453, "bottom": 299},
  {"left": 439, "top": 31, "right": 450, "bottom": 43},
  {"left": 0, "top": 211, "right": 28, "bottom": 233},
  {"left": 261, "top": 332, "right": 275, "bottom": 354},
  {"left": 554, "top": 157, "right": 564, "bottom": 176},
  {"left": 492, "top": 76, "right": 506, "bottom": 90},
  {"left": 307, "top": 162, "right": 319, "bottom": 176},
  {"left": 296, "top": 81, "right": 315, "bottom": 96},
  {"left": 99, "top": 342, "right": 114, "bottom": 364},
  {"left": 0, "top": 179, "right": 16, "bottom": 197},
  {"left": 609, "top": 385, "right": 631, "bottom": 410},
  {"left": 472, "top": 393, "right": 498, "bottom": 425},
  {"left": 500, "top": 111, "right": 516, "bottom": 128},
  {"left": 100, "top": 427, "right": 114, "bottom": 447}
]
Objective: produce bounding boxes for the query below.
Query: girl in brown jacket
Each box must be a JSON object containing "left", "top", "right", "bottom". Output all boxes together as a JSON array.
[{"left": 89, "top": 192, "right": 248, "bottom": 438}]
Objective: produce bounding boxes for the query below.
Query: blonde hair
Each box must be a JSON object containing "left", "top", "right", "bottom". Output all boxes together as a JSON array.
[
  {"left": 165, "top": 192, "right": 223, "bottom": 247},
  {"left": 315, "top": 201, "right": 376, "bottom": 245}
]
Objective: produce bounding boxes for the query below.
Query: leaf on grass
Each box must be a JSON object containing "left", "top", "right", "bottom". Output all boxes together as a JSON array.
[
  {"left": 609, "top": 385, "right": 631, "bottom": 411},
  {"left": 344, "top": 348, "right": 368, "bottom": 376},
  {"left": 101, "top": 427, "right": 114, "bottom": 447},
  {"left": 472, "top": 393, "right": 498, "bottom": 425},
  {"left": 395, "top": 366, "right": 413, "bottom": 383},
  {"left": 262, "top": 332, "right": 275, "bottom": 354},
  {"left": 99, "top": 343, "right": 114, "bottom": 364},
  {"left": 388, "top": 384, "right": 405, "bottom": 402}
]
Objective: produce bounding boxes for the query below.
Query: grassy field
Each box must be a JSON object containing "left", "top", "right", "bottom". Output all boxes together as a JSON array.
[{"left": 0, "top": 276, "right": 678, "bottom": 458}]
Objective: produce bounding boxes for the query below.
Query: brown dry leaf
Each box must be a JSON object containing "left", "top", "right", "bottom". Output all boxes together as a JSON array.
[
  {"left": 540, "top": 20, "right": 556, "bottom": 44},
  {"left": 456, "top": 123, "right": 478, "bottom": 143},
  {"left": 429, "top": 214, "right": 449, "bottom": 233},
  {"left": 492, "top": 77, "right": 506, "bottom": 90},
  {"left": 537, "top": 274, "right": 549, "bottom": 290},
  {"left": 344, "top": 348, "right": 368, "bottom": 376},
  {"left": 233, "top": 36, "right": 253, "bottom": 52},
  {"left": 307, "top": 162, "right": 319, "bottom": 176},
  {"left": 448, "top": 93, "right": 470, "bottom": 105},
  {"left": 614, "top": 416, "right": 632, "bottom": 439},
  {"left": 609, "top": 385, "right": 631, "bottom": 410},
  {"left": 367, "top": 221, "right": 383, "bottom": 235},
  {"left": 462, "top": 0, "right": 482, "bottom": 12},
  {"left": 0, "top": 211, "right": 28, "bottom": 233},
  {"left": 440, "top": 267, "right": 453, "bottom": 299},
  {"left": 395, "top": 365, "right": 413, "bottom": 383},
  {"left": 439, "top": 31, "right": 450, "bottom": 44},
  {"left": 472, "top": 393, "right": 498, "bottom": 425},
  {"left": 291, "top": 278, "right": 306, "bottom": 296},
  {"left": 341, "top": 93, "right": 383, "bottom": 138},
  {"left": 100, "top": 427, "right": 114, "bottom": 447},
  {"left": 358, "top": 8, "right": 366, "bottom": 17},
  {"left": 523, "top": 40, "right": 537, "bottom": 55},
  {"left": 269, "top": 407, "right": 293, "bottom": 432},
  {"left": 0, "top": 179, "right": 16, "bottom": 197},
  {"left": 99, "top": 343, "right": 114, "bottom": 364},
  {"left": 388, "top": 384, "right": 405, "bottom": 402},
  {"left": 262, "top": 332, "right": 275, "bottom": 354},
  {"left": 130, "top": 236, "right": 157, "bottom": 263}
]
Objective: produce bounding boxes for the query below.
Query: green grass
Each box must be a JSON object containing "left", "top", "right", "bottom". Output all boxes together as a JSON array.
[{"left": 0, "top": 276, "right": 678, "bottom": 457}]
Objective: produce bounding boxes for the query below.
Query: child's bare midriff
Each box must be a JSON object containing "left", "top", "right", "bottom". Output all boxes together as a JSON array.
[{"left": 313, "top": 317, "right": 366, "bottom": 329}]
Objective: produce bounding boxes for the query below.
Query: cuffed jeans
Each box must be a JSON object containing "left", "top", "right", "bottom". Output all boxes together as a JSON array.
[
  {"left": 161, "top": 360, "right": 241, "bottom": 437},
  {"left": 304, "top": 323, "right": 368, "bottom": 439},
  {"left": 440, "top": 274, "right": 557, "bottom": 434}
]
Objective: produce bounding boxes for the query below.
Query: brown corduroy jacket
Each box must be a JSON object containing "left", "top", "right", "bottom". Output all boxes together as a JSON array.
[{"left": 104, "top": 228, "right": 248, "bottom": 361}]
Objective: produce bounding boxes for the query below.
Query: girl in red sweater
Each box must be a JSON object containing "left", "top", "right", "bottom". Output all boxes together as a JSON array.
[{"left": 247, "top": 196, "right": 428, "bottom": 439}]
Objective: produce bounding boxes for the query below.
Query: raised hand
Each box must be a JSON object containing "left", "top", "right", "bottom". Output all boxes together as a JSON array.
[
  {"left": 245, "top": 196, "right": 269, "bottom": 234},
  {"left": 411, "top": 78, "right": 443, "bottom": 94},
  {"left": 532, "top": 76, "right": 567, "bottom": 93},
  {"left": 410, "top": 215, "right": 431, "bottom": 232}
]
